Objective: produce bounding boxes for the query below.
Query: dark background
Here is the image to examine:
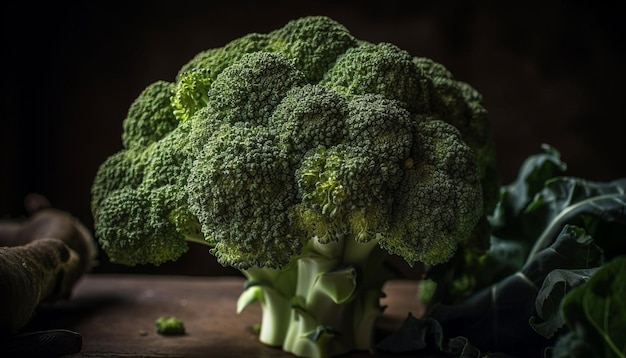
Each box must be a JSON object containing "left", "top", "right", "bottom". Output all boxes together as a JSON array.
[{"left": 2, "top": 0, "right": 625, "bottom": 276}]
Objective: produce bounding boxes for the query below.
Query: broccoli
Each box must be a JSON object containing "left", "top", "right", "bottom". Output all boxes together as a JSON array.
[
  {"left": 91, "top": 16, "right": 499, "bottom": 358},
  {"left": 155, "top": 316, "right": 186, "bottom": 336}
]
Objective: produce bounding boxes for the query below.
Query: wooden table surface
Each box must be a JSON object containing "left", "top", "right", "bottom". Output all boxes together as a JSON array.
[{"left": 23, "top": 274, "right": 426, "bottom": 357}]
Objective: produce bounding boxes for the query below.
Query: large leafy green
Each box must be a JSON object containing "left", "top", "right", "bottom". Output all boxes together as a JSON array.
[
  {"left": 559, "top": 256, "right": 626, "bottom": 358},
  {"left": 487, "top": 149, "right": 626, "bottom": 287},
  {"left": 420, "top": 145, "right": 568, "bottom": 307},
  {"left": 525, "top": 176, "right": 626, "bottom": 259},
  {"left": 384, "top": 145, "right": 626, "bottom": 357},
  {"left": 489, "top": 144, "right": 567, "bottom": 245},
  {"left": 423, "top": 225, "right": 603, "bottom": 355},
  {"left": 529, "top": 267, "right": 598, "bottom": 338}
]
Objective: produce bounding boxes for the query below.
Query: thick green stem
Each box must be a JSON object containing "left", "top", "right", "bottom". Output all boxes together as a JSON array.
[
  {"left": 238, "top": 237, "right": 393, "bottom": 358},
  {"left": 238, "top": 265, "right": 298, "bottom": 346}
]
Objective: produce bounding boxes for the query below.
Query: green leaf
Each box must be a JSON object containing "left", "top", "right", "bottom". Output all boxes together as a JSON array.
[
  {"left": 525, "top": 177, "right": 626, "bottom": 223},
  {"left": 425, "top": 225, "right": 604, "bottom": 355},
  {"left": 522, "top": 225, "right": 603, "bottom": 287},
  {"left": 418, "top": 146, "right": 626, "bottom": 356},
  {"left": 489, "top": 144, "right": 567, "bottom": 237},
  {"left": 561, "top": 256, "right": 626, "bottom": 358},
  {"left": 472, "top": 173, "right": 624, "bottom": 299},
  {"left": 526, "top": 177, "right": 626, "bottom": 258},
  {"left": 529, "top": 267, "right": 598, "bottom": 338}
]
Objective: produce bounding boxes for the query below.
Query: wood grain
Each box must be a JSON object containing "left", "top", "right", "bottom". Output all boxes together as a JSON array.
[{"left": 23, "top": 274, "right": 425, "bottom": 357}]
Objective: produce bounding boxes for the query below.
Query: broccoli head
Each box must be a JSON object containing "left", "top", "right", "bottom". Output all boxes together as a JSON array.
[{"left": 91, "top": 16, "right": 499, "bottom": 358}]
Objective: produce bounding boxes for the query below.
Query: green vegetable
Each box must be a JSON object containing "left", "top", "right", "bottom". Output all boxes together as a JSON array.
[
  {"left": 155, "top": 316, "right": 186, "bottom": 336},
  {"left": 559, "top": 256, "right": 626, "bottom": 358},
  {"left": 530, "top": 266, "right": 598, "bottom": 339},
  {"left": 392, "top": 146, "right": 626, "bottom": 357},
  {"left": 91, "top": 16, "right": 499, "bottom": 357},
  {"left": 419, "top": 224, "right": 604, "bottom": 356}
]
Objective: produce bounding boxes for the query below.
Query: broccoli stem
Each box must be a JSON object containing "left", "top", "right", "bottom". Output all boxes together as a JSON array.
[
  {"left": 239, "top": 265, "right": 297, "bottom": 346},
  {"left": 239, "top": 237, "right": 392, "bottom": 358},
  {"left": 183, "top": 234, "right": 209, "bottom": 246}
]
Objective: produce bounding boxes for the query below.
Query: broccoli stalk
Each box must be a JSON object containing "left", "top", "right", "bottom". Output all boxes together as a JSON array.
[
  {"left": 238, "top": 238, "right": 391, "bottom": 357},
  {"left": 91, "top": 16, "right": 499, "bottom": 358}
]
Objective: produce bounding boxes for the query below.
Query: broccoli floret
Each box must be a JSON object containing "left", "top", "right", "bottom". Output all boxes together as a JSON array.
[
  {"left": 91, "top": 15, "right": 499, "bottom": 358},
  {"left": 415, "top": 59, "right": 500, "bottom": 212},
  {"left": 267, "top": 15, "right": 358, "bottom": 82},
  {"left": 155, "top": 316, "right": 186, "bottom": 336},
  {"left": 94, "top": 120, "right": 201, "bottom": 266},
  {"left": 273, "top": 84, "right": 348, "bottom": 154},
  {"left": 122, "top": 81, "right": 179, "bottom": 149},
  {"left": 206, "top": 51, "right": 307, "bottom": 126},
  {"left": 386, "top": 119, "right": 484, "bottom": 265},
  {"left": 177, "top": 32, "right": 271, "bottom": 81},
  {"left": 95, "top": 187, "right": 189, "bottom": 266},
  {"left": 170, "top": 68, "right": 212, "bottom": 123},
  {"left": 295, "top": 144, "right": 393, "bottom": 244},
  {"left": 321, "top": 42, "right": 426, "bottom": 113},
  {"left": 346, "top": 94, "right": 413, "bottom": 166},
  {"left": 187, "top": 123, "right": 301, "bottom": 269},
  {"left": 144, "top": 120, "right": 202, "bottom": 243},
  {"left": 90, "top": 147, "right": 148, "bottom": 216},
  {"left": 292, "top": 94, "right": 413, "bottom": 247}
]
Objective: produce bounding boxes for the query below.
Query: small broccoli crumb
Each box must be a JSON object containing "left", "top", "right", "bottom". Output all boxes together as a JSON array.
[
  {"left": 252, "top": 323, "right": 262, "bottom": 335},
  {"left": 155, "top": 316, "right": 186, "bottom": 336}
]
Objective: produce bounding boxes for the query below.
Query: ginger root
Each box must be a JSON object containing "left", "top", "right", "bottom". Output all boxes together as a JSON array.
[{"left": 0, "top": 194, "right": 97, "bottom": 336}]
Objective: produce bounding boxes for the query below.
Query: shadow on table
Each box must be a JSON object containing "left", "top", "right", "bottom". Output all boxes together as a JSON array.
[{"left": 23, "top": 290, "right": 132, "bottom": 333}]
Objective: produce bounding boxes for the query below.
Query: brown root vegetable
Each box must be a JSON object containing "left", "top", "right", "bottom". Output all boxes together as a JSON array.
[
  {"left": 0, "top": 213, "right": 97, "bottom": 274},
  {"left": 0, "top": 238, "right": 79, "bottom": 335},
  {"left": 0, "top": 195, "right": 97, "bottom": 336}
]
